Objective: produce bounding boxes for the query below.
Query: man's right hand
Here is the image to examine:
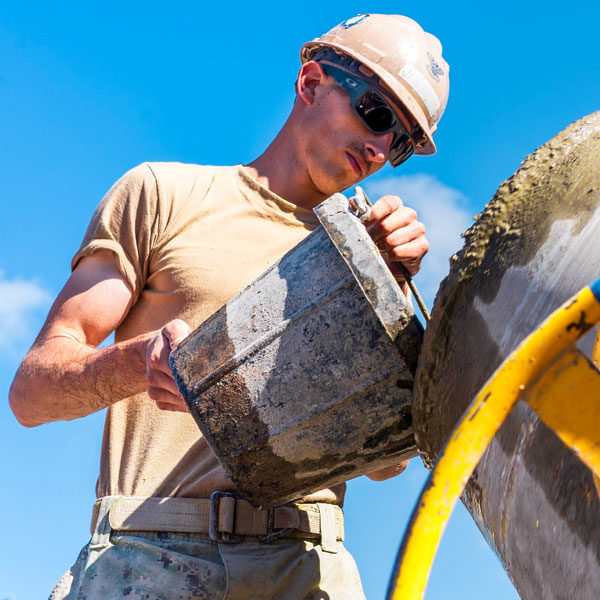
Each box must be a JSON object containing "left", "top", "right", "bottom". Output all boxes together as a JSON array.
[
  {"left": 9, "top": 250, "right": 193, "bottom": 427},
  {"left": 146, "top": 319, "right": 191, "bottom": 412}
]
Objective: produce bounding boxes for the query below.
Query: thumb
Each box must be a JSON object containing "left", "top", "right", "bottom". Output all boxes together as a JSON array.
[{"left": 163, "top": 319, "right": 191, "bottom": 350}]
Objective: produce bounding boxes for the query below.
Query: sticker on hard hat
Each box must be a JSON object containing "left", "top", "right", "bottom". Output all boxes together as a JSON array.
[
  {"left": 427, "top": 52, "right": 445, "bottom": 82},
  {"left": 341, "top": 14, "right": 368, "bottom": 28},
  {"left": 399, "top": 63, "right": 441, "bottom": 119}
]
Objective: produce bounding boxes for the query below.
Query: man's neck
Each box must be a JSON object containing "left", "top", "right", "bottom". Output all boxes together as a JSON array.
[{"left": 245, "top": 124, "right": 330, "bottom": 211}]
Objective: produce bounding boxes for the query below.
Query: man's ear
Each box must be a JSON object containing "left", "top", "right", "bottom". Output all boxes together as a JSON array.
[{"left": 296, "top": 61, "right": 326, "bottom": 105}]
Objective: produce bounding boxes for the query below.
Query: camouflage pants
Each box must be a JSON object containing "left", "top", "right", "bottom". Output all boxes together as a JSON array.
[{"left": 49, "top": 518, "right": 366, "bottom": 600}]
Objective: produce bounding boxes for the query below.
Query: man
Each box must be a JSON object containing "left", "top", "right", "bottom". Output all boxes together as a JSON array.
[{"left": 10, "top": 13, "right": 449, "bottom": 600}]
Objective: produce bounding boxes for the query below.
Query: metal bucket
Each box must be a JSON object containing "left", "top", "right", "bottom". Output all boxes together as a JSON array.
[
  {"left": 414, "top": 111, "right": 600, "bottom": 599},
  {"left": 171, "top": 193, "right": 423, "bottom": 508}
]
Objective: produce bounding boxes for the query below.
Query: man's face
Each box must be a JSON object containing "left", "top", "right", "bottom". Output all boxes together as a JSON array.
[{"left": 296, "top": 62, "right": 411, "bottom": 197}]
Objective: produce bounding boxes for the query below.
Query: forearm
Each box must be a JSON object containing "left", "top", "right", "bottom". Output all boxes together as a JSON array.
[{"left": 9, "top": 332, "right": 153, "bottom": 427}]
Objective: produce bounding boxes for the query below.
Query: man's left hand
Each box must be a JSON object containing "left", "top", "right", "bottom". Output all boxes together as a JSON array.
[
  {"left": 365, "top": 460, "right": 410, "bottom": 481},
  {"left": 363, "top": 194, "right": 429, "bottom": 281}
]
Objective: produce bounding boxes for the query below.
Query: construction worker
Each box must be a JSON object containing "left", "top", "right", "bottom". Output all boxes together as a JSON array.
[{"left": 9, "top": 14, "right": 449, "bottom": 600}]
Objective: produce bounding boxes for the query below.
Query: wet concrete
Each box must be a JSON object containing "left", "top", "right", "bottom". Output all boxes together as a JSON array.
[{"left": 413, "top": 112, "right": 600, "bottom": 598}]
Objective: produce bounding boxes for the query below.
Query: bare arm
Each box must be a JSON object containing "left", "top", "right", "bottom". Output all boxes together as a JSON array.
[{"left": 9, "top": 250, "right": 190, "bottom": 427}]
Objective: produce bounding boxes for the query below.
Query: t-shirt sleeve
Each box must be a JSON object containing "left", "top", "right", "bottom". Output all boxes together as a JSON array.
[{"left": 71, "top": 163, "right": 160, "bottom": 303}]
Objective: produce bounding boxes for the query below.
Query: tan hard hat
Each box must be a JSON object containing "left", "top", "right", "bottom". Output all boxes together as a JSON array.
[{"left": 301, "top": 14, "right": 449, "bottom": 155}]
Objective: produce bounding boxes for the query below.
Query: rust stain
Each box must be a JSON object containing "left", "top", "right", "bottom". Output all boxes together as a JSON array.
[{"left": 566, "top": 310, "right": 593, "bottom": 334}]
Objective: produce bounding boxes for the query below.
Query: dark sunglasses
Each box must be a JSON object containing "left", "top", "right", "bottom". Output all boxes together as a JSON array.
[{"left": 321, "top": 63, "right": 415, "bottom": 168}]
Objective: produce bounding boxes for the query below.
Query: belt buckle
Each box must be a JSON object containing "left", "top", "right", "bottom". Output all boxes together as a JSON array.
[
  {"left": 209, "top": 491, "right": 242, "bottom": 543},
  {"left": 259, "top": 507, "right": 295, "bottom": 544}
]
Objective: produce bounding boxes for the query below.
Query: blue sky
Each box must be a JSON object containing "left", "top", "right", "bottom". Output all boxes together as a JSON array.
[{"left": 1, "top": 2, "right": 599, "bottom": 599}]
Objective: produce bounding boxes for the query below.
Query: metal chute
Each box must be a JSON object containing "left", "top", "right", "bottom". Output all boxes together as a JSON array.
[{"left": 411, "top": 111, "right": 600, "bottom": 599}]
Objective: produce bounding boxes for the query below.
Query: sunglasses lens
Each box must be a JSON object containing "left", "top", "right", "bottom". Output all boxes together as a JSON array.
[
  {"left": 389, "top": 133, "right": 415, "bottom": 167},
  {"left": 322, "top": 63, "right": 416, "bottom": 168},
  {"left": 356, "top": 90, "right": 396, "bottom": 133}
]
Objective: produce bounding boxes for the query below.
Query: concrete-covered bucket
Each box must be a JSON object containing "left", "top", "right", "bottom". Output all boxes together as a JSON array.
[
  {"left": 171, "top": 193, "right": 423, "bottom": 508},
  {"left": 414, "top": 111, "right": 600, "bottom": 599}
]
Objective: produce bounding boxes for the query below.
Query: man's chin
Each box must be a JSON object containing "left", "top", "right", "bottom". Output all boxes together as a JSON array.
[{"left": 310, "top": 173, "right": 353, "bottom": 198}]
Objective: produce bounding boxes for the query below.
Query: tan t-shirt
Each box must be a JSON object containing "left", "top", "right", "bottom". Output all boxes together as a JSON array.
[{"left": 73, "top": 162, "right": 346, "bottom": 505}]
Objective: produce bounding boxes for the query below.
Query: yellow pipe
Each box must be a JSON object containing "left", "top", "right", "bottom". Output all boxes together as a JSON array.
[
  {"left": 592, "top": 328, "right": 600, "bottom": 369},
  {"left": 594, "top": 324, "right": 600, "bottom": 501},
  {"left": 388, "top": 280, "right": 600, "bottom": 600},
  {"left": 525, "top": 347, "right": 600, "bottom": 478}
]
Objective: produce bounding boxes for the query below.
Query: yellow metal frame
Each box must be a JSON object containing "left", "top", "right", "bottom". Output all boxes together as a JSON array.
[
  {"left": 525, "top": 347, "right": 600, "bottom": 476},
  {"left": 388, "top": 280, "right": 600, "bottom": 600}
]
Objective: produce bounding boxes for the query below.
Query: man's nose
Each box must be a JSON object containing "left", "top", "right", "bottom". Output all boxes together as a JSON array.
[{"left": 364, "top": 131, "right": 394, "bottom": 164}]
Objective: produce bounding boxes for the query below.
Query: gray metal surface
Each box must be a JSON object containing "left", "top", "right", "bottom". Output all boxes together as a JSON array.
[
  {"left": 414, "top": 112, "right": 600, "bottom": 599},
  {"left": 171, "top": 193, "right": 423, "bottom": 508}
]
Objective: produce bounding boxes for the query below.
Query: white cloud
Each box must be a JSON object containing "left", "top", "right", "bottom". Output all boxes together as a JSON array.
[
  {"left": 364, "top": 174, "right": 473, "bottom": 309},
  {"left": 0, "top": 271, "right": 52, "bottom": 359}
]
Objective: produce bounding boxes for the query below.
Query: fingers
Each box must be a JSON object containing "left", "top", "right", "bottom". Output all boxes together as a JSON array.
[
  {"left": 395, "top": 459, "right": 409, "bottom": 475},
  {"left": 148, "top": 368, "right": 180, "bottom": 398},
  {"left": 154, "top": 398, "right": 190, "bottom": 413},
  {"left": 146, "top": 331, "right": 172, "bottom": 379},
  {"left": 146, "top": 320, "right": 191, "bottom": 375},
  {"left": 376, "top": 219, "right": 427, "bottom": 252},
  {"left": 364, "top": 194, "right": 404, "bottom": 231},
  {"left": 364, "top": 195, "right": 429, "bottom": 277},
  {"left": 162, "top": 319, "right": 192, "bottom": 350},
  {"left": 368, "top": 207, "right": 419, "bottom": 244},
  {"left": 382, "top": 236, "right": 429, "bottom": 275},
  {"left": 146, "top": 319, "right": 192, "bottom": 413},
  {"left": 365, "top": 459, "right": 410, "bottom": 481}
]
